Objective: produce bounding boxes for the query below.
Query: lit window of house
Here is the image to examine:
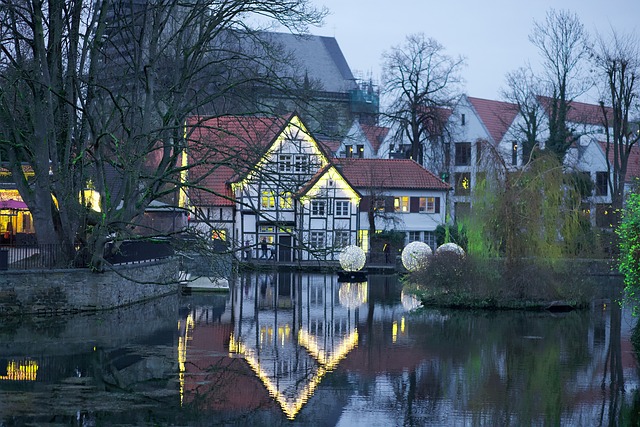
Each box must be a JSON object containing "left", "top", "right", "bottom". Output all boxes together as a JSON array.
[
  {"left": 374, "top": 198, "right": 386, "bottom": 212},
  {"left": 345, "top": 145, "right": 353, "bottom": 158},
  {"left": 310, "top": 231, "right": 325, "bottom": 248},
  {"left": 311, "top": 200, "right": 326, "bottom": 216},
  {"left": 511, "top": 141, "right": 518, "bottom": 166},
  {"left": 335, "top": 201, "right": 350, "bottom": 216},
  {"left": 211, "top": 229, "right": 226, "bottom": 241},
  {"left": 357, "top": 145, "right": 365, "bottom": 158},
  {"left": 334, "top": 230, "right": 350, "bottom": 248},
  {"left": 595, "top": 172, "right": 608, "bottom": 196},
  {"left": 261, "top": 190, "right": 275, "bottom": 209},
  {"left": 394, "top": 196, "right": 409, "bottom": 212},
  {"left": 279, "top": 192, "right": 293, "bottom": 209},
  {"left": 455, "top": 173, "right": 471, "bottom": 196},
  {"left": 418, "top": 197, "right": 436, "bottom": 213}
]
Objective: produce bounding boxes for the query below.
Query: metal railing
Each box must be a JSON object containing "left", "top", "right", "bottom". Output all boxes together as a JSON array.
[{"left": 0, "top": 244, "right": 83, "bottom": 271}]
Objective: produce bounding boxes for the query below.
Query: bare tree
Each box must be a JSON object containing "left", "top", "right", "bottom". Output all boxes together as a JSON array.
[
  {"left": 592, "top": 30, "right": 640, "bottom": 220},
  {"left": 0, "top": 0, "right": 325, "bottom": 269},
  {"left": 502, "top": 66, "right": 545, "bottom": 163},
  {"left": 529, "top": 9, "right": 591, "bottom": 158},
  {"left": 381, "top": 33, "right": 464, "bottom": 166}
]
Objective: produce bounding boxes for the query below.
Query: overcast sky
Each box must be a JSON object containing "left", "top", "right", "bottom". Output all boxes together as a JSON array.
[{"left": 311, "top": 0, "right": 640, "bottom": 103}]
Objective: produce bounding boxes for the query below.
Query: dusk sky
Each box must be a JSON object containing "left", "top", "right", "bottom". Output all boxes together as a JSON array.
[{"left": 312, "top": 0, "right": 640, "bottom": 103}]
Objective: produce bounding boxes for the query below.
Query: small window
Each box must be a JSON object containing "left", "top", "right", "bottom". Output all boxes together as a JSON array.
[
  {"left": 334, "top": 230, "right": 350, "bottom": 248},
  {"left": 311, "top": 200, "right": 326, "bottom": 216},
  {"left": 211, "top": 229, "right": 226, "bottom": 241},
  {"left": 345, "top": 145, "right": 353, "bottom": 158},
  {"left": 261, "top": 190, "right": 275, "bottom": 209},
  {"left": 455, "top": 173, "right": 471, "bottom": 195},
  {"left": 461, "top": 114, "right": 466, "bottom": 126},
  {"left": 335, "top": 201, "right": 350, "bottom": 216},
  {"left": 294, "top": 154, "right": 308, "bottom": 173},
  {"left": 357, "top": 145, "right": 365, "bottom": 158},
  {"left": 310, "top": 231, "right": 325, "bottom": 248},
  {"left": 417, "top": 197, "right": 437, "bottom": 213},
  {"left": 409, "top": 231, "right": 421, "bottom": 242},
  {"left": 595, "top": 172, "right": 608, "bottom": 196},
  {"left": 512, "top": 141, "right": 518, "bottom": 166},
  {"left": 279, "top": 154, "right": 292, "bottom": 172},
  {"left": 279, "top": 192, "right": 293, "bottom": 209},
  {"left": 374, "top": 198, "right": 385, "bottom": 212}
]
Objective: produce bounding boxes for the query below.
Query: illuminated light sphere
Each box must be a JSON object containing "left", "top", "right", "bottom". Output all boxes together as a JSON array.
[
  {"left": 339, "top": 282, "right": 368, "bottom": 309},
  {"left": 436, "top": 242, "right": 465, "bottom": 257},
  {"left": 401, "top": 290, "right": 421, "bottom": 312},
  {"left": 339, "top": 245, "right": 366, "bottom": 272},
  {"left": 401, "top": 241, "right": 432, "bottom": 271}
]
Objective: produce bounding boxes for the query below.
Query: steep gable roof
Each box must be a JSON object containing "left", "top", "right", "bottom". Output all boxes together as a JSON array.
[
  {"left": 187, "top": 115, "right": 290, "bottom": 206},
  {"left": 467, "top": 96, "right": 519, "bottom": 144},
  {"left": 334, "top": 158, "right": 450, "bottom": 190},
  {"left": 359, "top": 124, "right": 389, "bottom": 154}
]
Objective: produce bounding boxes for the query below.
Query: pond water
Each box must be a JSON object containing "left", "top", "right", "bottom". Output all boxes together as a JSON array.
[{"left": 1, "top": 272, "right": 638, "bottom": 426}]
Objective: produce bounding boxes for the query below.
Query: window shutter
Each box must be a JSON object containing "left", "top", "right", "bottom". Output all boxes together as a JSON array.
[
  {"left": 385, "top": 197, "right": 394, "bottom": 212},
  {"left": 435, "top": 197, "right": 440, "bottom": 214},
  {"left": 410, "top": 197, "right": 419, "bottom": 213},
  {"left": 360, "top": 196, "right": 370, "bottom": 211}
]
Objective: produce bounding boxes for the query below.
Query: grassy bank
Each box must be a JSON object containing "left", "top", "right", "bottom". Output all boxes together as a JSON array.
[{"left": 403, "top": 254, "right": 613, "bottom": 310}]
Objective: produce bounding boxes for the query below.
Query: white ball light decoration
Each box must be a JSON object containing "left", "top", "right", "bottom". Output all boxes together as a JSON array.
[
  {"left": 339, "top": 245, "right": 366, "bottom": 272},
  {"left": 436, "top": 242, "right": 466, "bottom": 257},
  {"left": 401, "top": 241, "right": 432, "bottom": 272}
]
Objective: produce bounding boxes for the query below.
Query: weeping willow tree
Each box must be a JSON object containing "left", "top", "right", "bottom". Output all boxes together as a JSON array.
[{"left": 465, "top": 150, "right": 589, "bottom": 267}]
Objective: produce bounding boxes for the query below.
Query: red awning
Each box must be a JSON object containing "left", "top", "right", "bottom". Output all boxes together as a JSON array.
[{"left": 0, "top": 199, "right": 28, "bottom": 210}]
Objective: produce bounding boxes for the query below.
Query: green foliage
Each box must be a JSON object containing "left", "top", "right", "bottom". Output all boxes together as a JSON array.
[
  {"left": 465, "top": 153, "right": 590, "bottom": 263},
  {"left": 617, "top": 192, "right": 640, "bottom": 307},
  {"left": 434, "top": 223, "right": 468, "bottom": 249}
]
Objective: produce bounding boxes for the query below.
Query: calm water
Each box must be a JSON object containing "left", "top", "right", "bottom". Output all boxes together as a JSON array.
[{"left": 1, "top": 272, "right": 638, "bottom": 426}]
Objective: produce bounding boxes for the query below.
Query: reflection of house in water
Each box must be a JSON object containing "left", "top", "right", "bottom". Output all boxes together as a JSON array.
[{"left": 180, "top": 273, "right": 365, "bottom": 420}]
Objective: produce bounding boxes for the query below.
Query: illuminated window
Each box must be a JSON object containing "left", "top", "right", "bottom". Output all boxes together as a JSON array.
[
  {"left": 334, "top": 230, "right": 350, "bottom": 248},
  {"left": 374, "top": 198, "right": 385, "bottom": 212},
  {"left": 345, "top": 145, "right": 353, "bottom": 158},
  {"left": 418, "top": 197, "right": 436, "bottom": 213},
  {"left": 310, "top": 231, "right": 325, "bottom": 248},
  {"left": 261, "top": 190, "right": 275, "bottom": 209},
  {"left": 455, "top": 173, "right": 471, "bottom": 195},
  {"left": 211, "top": 229, "right": 226, "bottom": 241},
  {"left": 335, "top": 201, "right": 350, "bottom": 216},
  {"left": 279, "top": 192, "right": 293, "bottom": 209},
  {"left": 511, "top": 141, "right": 518, "bottom": 166},
  {"left": 311, "top": 200, "right": 326, "bottom": 216},
  {"left": 357, "top": 145, "right": 365, "bottom": 158},
  {"left": 259, "top": 225, "right": 275, "bottom": 233},
  {"left": 394, "top": 196, "right": 409, "bottom": 212}
]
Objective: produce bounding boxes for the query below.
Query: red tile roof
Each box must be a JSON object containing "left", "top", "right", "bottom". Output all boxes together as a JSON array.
[
  {"left": 334, "top": 158, "right": 450, "bottom": 190},
  {"left": 467, "top": 97, "right": 519, "bottom": 144},
  {"left": 359, "top": 124, "right": 389, "bottom": 154},
  {"left": 538, "top": 96, "right": 614, "bottom": 126},
  {"left": 187, "top": 115, "right": 289, "bottom": 206},
  {"left": 599, "top": 141, "right": 640, "bottom": 182}
]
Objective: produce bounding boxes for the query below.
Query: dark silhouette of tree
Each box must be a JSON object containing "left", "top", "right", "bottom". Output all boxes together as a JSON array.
[{"left": 381, "top": 33, "right": 464, "bottom": 166}]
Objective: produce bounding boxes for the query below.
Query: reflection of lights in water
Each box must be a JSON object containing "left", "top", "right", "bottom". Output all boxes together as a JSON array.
[
  {"left": 392, "top": 317, "right": 407, "bottom": 344},
  {"left": 177, "top": 313, "right": 195, "bottom": 406},
  {"left": 339, "top": 245, "right": 366, "bottom": 272},
  {"left": 401, "top": 290, "right": 421, "bottom": 311},
  {"left": 436, "top": 242, "right": 465, "bottom": 257},
  {"left": 401, "top": 241, "right": 432, "bottom": 271},
  {"left": 229, "top": 329, "right": 359, "bottom": 420},
  {"left": 338, "top": 282, "right": 368, "bottom": 309},
  {"left": 0, "top": 360, "right": 38, "bottom": 381}
]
